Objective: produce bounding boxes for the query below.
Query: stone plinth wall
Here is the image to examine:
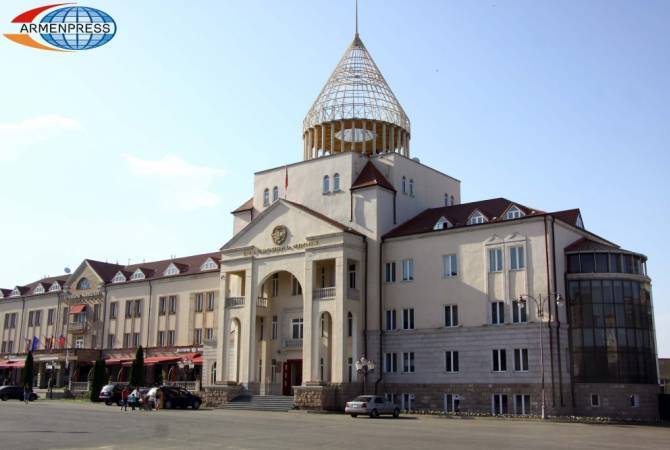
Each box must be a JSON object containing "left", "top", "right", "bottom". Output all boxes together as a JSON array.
[
  {"left": 294, "top": 385, "right": 338, "bottom": 411},
  {"left": 573, "top": 383, "right": 660, "bottom": 421},
  {"left": 202, "top": 384, "right": 243, "bottom": 408}
]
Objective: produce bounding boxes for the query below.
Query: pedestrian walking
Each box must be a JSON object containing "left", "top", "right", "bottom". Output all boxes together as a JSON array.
[
  {"left": 130, "top": 387, "right": 141, "bottom": 411},
  {"left": 121, "top": 386, "right": 129, "bottom": 411},
  {"left": 155, "top": 389, "right": 162, "bottom": 412},
  {"left": 23, "top": 384, "right": 31, "bottom": 404}
]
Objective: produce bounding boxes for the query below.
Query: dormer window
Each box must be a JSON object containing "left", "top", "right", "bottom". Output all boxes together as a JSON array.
[
  {"left": 401, "top": 176, "right": 407, "bottom": 194},
  {"left": 200, "top": 258, "right": 217, "bottom": 271},
  {"left": 505, "top": 205, "right": 524, "bottom": 220},
  {"left": 48, "top": 283, "right": 61, "bottom": 292},
  {"left": 272, "top": 186, "right": 279, "bottom": 203},
  {"left": 322, "top": 175, "right": 330, "bottom": 194},
  {"left": 33, "top": 285, "right": 45, "bottom": 295},
  {"left": 263, "top": 188, "right": 270, "bottom": 207},
  {"left": 466, "top": 211, "right": 487, "bottom": 225},
  {"left": 164, "top": 263, "right": 180, "bottom": 277},
  {"left": 76, "top": 278, "right": 91, "bottom": 290},
  {"left": 130, "top": 269, "right": 145, "bottom": 281},
  {"left": 10, "top": 288, "right": 21, "bottom": 297},
  {"left": 333, "top": 173, "right": 340, "bottom": 192},
  {"left": 433, "top": 216, "right": 453, "bottom": 230},
  {"left": 112, "top": 271, "right": 126, "bottom": 283}
]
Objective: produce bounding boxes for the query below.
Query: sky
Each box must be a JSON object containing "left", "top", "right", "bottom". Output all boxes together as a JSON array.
[{"left": 0, "top": 0, "right": 668, "bottom": 355}]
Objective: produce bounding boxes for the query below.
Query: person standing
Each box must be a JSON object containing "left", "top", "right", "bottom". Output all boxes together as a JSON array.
[
  {"left": 23, "top": 384, "right": 31, "bottom": 404},
  {"left": 154, "top": 388, "right": 162, "bottom": 412},
  {"left": 130, "top": 387, "right": 140, "bottom": 411},
  {"left": 121, "top": 386, "right": 129, "bottom": 411}
]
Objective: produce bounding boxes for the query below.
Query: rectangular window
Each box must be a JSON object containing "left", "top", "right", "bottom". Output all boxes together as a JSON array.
[
  {"left": 206, "top": 292, "right": 215, "bottom": 311},
  {"left": 10, "top": 313, "right": 16, "bottom": 328},
  {"left": 47, "top": 308, "right": 55, "bottom": 326},
  {"left": 348, "top": 264, "right": 356, "bottom": 289},
  {"left": 402, "top": 352, "right": 415, "bottom": 373},
  {"left": 271, "top": 315, "right": 278, "bottom": 340},
  {"left": 384, "top": 352, "right": 398, "bottom": 373},
  {"left": 401, "top": 393, "right": 415, "bottom": 411},
  {"left": 515, "top": 394, "right": 530, "bottom": 415},
  {"left": 442, "top": 254, "right": 458, "bottom": 277},
  {"left": 512, "top": 300, "right": 527, "bottom": 323},
  {"left": 123, "top": 333, "right": 131, "bottom": 348},
  {"left": 3, "top": 314, "right": 8, "bottom": 329},
  {"left": 385, "top": 262, "right": 396, "bottom": 283},
  {"left": 291, "top": 318, "right": 304, "bottom": 339},
  {"left": 195, "top": 293, "right": 204, "bottom": 312},
  {"left": 93, "top": 304, "right": 101, "bottom": 322},
  {"left": 492, "top": 394, "right": 508, "bottom": 415},
  {"left": 167, "top": 330, "right": 175, "bottom": 346},
  {"left": 271, "top": 274, "right": 279, "bottom": 297},
  {"left": 157, "top": 331, "right": 165, "bottom": 347},
  {"left": 107, "top": 334, "right": 114, "bottom": 348},
  {"left": 169, "top": 295, "right": 177, "bottom": 314},
  {"left": 134, "top": 299, "right": 142, "bottom": 318},
  {"left": 385, "top": 309, "right": 396, "bottom": 331},
  {"left": 91, "top": 334, "right": 97, "bottom": 349},
  {"left": 158, "top": 297, "right": 166, "bottom": 315},
  {"left": 205, "top": 327, "right": 213, "bottom": 341},
  {"left": 444, "top": 394, "right": 460, "bottom": 413},
  {"left": 514, "top": 348, "right": 529, "bottom": 371},
  {"left": 34, "top": 311, "right": 41, "bottom": 326},
  {"left": 74, "top": 336, "right": 84, "bottom": 349},
  {"left": 444, "top": 305, "right": 458, "bottom": 327},
  {"left": 291, "top": 276, "right": 302, "bottom": 296},
  {"left": 630, "top": 394, "right": 640, "bottom": 408},
  {"left": 491, "top": 302, "right": 505, "bottom": 325},
  {"left": 109, "top": 303, "right": 116, "bottom": 320},
  {"left": 348, "top": 357, "right": 353, "bottom": 383},
  {"left": 402, "top": 308, "right": 414, "bottom": 330},
  {"left": 194, "top": 328, "right": 203, "bottom": 345},
  {"left": 510, "top": 246, "right": 525, "bottom": 270},
  {"left": 488, "top": 248, "right": 503, "bottom": 272},
  {"left": 445, "top": 351, "right": 459, "bottom": 372},
  {"left": 492, "top": 349, "right": 507, "bottom": 372},
  {"left": 28, "top": 311, "right": 34, "bottom": 327},
  {"left": 591, "top": 394, "right": 600, "bottom": 407},
  {"left": 401, "top": 259, "right": 414, "bottom": 281},
  {"left": 133, "top": 333, "right": 140, "bottom": 347},
  {"left": 125, "top": 301, "right": 133, "bottom": 318}
]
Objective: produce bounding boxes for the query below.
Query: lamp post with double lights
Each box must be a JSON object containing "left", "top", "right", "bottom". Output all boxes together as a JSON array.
[
  {"left": 518, "top": 293, "right": 564, "bottom": 420},
  {"left": 354, "top": 356, "right": 376, "bottom": 395}
]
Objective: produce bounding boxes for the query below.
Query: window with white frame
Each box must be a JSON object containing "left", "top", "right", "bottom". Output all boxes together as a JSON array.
[
  {"left": 444, "top": 305, "right": 458, "bottom": 327},
  {"left": 333, "top": 173, "right": 340, "bottom": 191},
  {"left": 49, "top": 282, "right": 61, "bottom": 292},
  {"left": 47, "top": 308, "right": 55, "bottom": 326},
  {"left": 271, "top": 315, "right": 278, "bottom": 340},
  {"left": 158, "top": 297, "right": 166, "bottom": 315},
  {"left": 109, "top": 302, "right": 117, "bottom": 319},
  {"left": 488, "top": 248, "right": 503, "bottom": 272},
  {"left": 123, "top": 333, "right": 131, "bottom": 348},
  {"left": 263, "top": 188, "right": 269, "bottom": 206},
  {"left": 434, "top": 216, "right": 452, "bottom": 230},
  {"left": 348, "top": 263, "right": 356, "bottom": 289},
  {"left": 10, "top": 288, "right": 20, "bottom": 297},
  {"left": 34, "top": 310, "right": 41, "bottom": 326},
  {"left": 402, "top": 308, "right": 414, "bottom": 330},
  {"left": 401, "top": 393, "right": 415, "bottom": 411},
  {"left": 491, "top": 301, "right": 505, "bottom": 325},
  {"left": 385, "top": 309, "right": 397, "bottom": 331},
  {"left": 205, "top": 327, "right": 213, "bottom": 341},
  {"left": 385, "top": 262, "right": 396, "bottom": 283},
  {"left": 33, "top": 285, "right": 44, "bottom": 295},
  {"left": 195, "top": 293, "right": 204, "bottom": 312},
  {"left": 76, "top": 278, "right": 91, "bottom": 290},
  {"left": 514, "top": 394, "right": 530, "bottom": 415},
  {"left": 133, "top": 333, "right": 140, "bottom": 347},
  {"left": 512, "top": 300, "right": 527, "bottom": 323},
  {"left": 134, "top": 299, "right": 142, "bottom": 318},
  {"left": 444, "top": 394, "right": 460, "bottom": 413},
  {"left": 322, "top": 175, "right": 330, "bottom": 194},
  {"left": 492, "top": 394, "right": 508, "bottom": 415},
  {"left": 505, "top": 205, "right": 523, "bottom": 220},
  {"left": 509, "top": 246, "right": 525, "bottom": 270},
  {"left": 194, "top": 328, "right": 203, "bottom": 345},
  {"left": 271, "top": 273, "right": 279, "bottom": 297},
  {"left": 206, "top": 292, "right": 215, "bottom": 311},
  {"left": 514, "top": 348, "right": 529, "bottom": 371},
  {"left": 401, "top": 259, "right": 414, "bottom": 281},
  {"left": 291, "top": 318, "right": 303, "bottom": 339},
  {"left": 74, "top": 336, "right": 84, "bottom": 349},
  {"left": 272, "top": 186, "right": 279, "bottom": 202},
  {"left": 125, "top": 301, "right": 133, "bottom": 318},
  {"left": 492, "top": 349, "right": 507, "bottom": 372},
  {"left": 164, "top": 264, "right": 179, "bottom": 276},
  {"left": 445, "top": 351, "right": 459, "bottom": 372},
  {"left": 291, "top": 276, "right": 302, "bottom": 295},
  {"left": 157, "top": 331, "right": 165, "bottom": 347},
  {"left": 107, "top": 334, "right": 115, "bottom": 348},
  {"left": 167, "top": 330, "right": 175, "bottom": 346},
  {"left": 169, "top": 295, "right": 177, "bottom": 314},
  {"left": 201, "top": 258, "right": 217, "bottom": 271},
  {"left": 466, "top": 211, "right": 486, "bottom": 225},
  {"left": 443, "top": 254, "right": 457, "bottom": 277},
  {"left": 130, "top": 269, "right": 145, "bottom": 280},
  {"left": 402, "top": 352, "right": 415, "bottom": 373},
  {"left": 384, "top": 352, "right": 398, "bottom": 373}
]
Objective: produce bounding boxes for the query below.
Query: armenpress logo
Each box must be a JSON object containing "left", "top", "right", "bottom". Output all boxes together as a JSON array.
[{"left": 4, "top": 3, "right": 116, "bottom": 52}]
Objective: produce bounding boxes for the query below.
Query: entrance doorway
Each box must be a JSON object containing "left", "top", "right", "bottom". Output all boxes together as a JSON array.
[{"left": 282, "top": 359, "right": 302, "bottom": 396}]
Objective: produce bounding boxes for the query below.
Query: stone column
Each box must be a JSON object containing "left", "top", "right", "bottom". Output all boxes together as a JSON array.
[
  {"left": 332, "top": 255, "right": 346, "bottom": 383},
  {"left": 240, "top": 265, "right": 257, "bottom": 389},
  {"left": 216, "top": 272, "right": 229, "bottom": 383},
  {"left": 302, "top": 256, "right": 314, "bottom": 383}
]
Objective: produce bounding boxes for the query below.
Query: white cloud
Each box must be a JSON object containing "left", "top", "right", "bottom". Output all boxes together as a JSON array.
[
  {"left": 123, "top": 154, "right": 225, "bottom": 211},
  {"left": 0, "top": 115, "right": 82, "bottom": 160}
]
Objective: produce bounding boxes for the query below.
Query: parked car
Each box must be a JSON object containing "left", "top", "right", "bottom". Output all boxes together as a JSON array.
[
  {"left": 0, "top": 386, "right": 38, "bottom": 402},
  {"left": 159, "top": 386, "right": 202, "bottom": 410},
  {"left": 99, "top": 383, "right": 127, "bottom": 406},
  {"left": 345, "top": 395, "right": 400, "bottom": 418}
]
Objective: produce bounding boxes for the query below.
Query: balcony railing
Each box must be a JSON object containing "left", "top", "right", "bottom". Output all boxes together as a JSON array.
[
  {"left": 256, "top": 297, "right": 269, "bottom": 308},
  {"left": 348, "top": 288, "right": 360, "bottom": 300},
  {"left": 313, "top": 287, "right": 336, "bottom": 300},
  {"left": 225, "top": 297, "right": 245, "bottom": 308},
  {"left": 68, "top": 322, "right": 87, "bottom": 333},
  {"left": 283, "top": 338, "right": 303, "bottom": 348}
]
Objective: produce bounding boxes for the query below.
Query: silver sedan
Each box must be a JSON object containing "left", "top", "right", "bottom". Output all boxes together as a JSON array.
[{"left": 345, "top": 395, "right": 401, "bottom": 418}]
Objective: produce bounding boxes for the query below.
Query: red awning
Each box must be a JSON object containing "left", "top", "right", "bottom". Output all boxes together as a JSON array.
[
  {"left": 144, "top": 356, "right": 181, "bottom": 365},
  {"left": 105, "top": 358, "right": 133, "bottom": 366},
  {"left": 5, "top": 360, "right": 24, "bottom": 369},
  {"left": 70, "top": 304, "right": 87, "bottom": 314},
  {"left": 192, "top": 355, "right": 203, "bottom": 365}
]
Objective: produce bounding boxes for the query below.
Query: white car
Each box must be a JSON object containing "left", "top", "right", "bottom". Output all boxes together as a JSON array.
[{"left": 345, "top": 395, "right": 400, "bottom": 418}]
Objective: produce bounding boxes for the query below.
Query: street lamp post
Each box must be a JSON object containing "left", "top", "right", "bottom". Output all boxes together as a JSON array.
[
  {"left": 519, "top": 293, "right": 564, "bottom": 420},
  {"left": 354, "top": 356, "right": 376, "bottom": 395}
]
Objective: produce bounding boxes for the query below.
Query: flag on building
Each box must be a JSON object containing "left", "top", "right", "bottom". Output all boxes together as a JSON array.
[
  {"left": 58, "top": 335, "right": 65, "bottom": 348},
  {"left": 31, "top": 336, "right": 39, "bottom": 351}
]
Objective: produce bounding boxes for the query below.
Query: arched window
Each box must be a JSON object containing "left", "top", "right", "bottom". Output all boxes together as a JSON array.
[
  {"left": 322, "top": 175, "right": 330, "bottom": 194},
  {"left": 409, "top": 179, "right": 414, "bottom": 196},
  {"left": 444, "top": 194, "right": 449, "bottom": 206},
  {"left": 333, "top": 173, "right": 340, "bottom": 192},
  {"left": 263, "top": 188, "right": 269, "bottom": 207},
  {"left": 347, "top": 312, "right": 353, "bottom": 337},
  {"left": 272, "top": 186, "right": 279, "bottom": 202},
  {"left": 450, "top": 195, "right": 455, "bottom": 206},
  {"left": 76, "top": 278, "right": 91, "bottom": 290},
  {"left": 402, "top": 176, "right": 407, "bottom": 194}
]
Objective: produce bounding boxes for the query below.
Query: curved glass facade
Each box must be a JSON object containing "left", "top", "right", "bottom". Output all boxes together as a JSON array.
[{"left": 568, "top": 277, "right": 657, "bottom": 384}]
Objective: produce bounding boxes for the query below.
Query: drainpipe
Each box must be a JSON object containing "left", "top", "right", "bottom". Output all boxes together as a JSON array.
[
  {"left": 551, "top": 216, "right": 564, "bottom": 407},
  {"left": 374, "top": 237, "right": 384, "bottom": 395}
]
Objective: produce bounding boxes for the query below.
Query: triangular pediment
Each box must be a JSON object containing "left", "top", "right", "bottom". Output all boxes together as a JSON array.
[{"left": 222, "top": 199, "right": 353, "bottom": 251}]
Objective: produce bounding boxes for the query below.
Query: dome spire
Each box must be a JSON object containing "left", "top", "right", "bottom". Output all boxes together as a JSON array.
[{"left": 355, "top": 0, "right": 359, "bottom": 37}]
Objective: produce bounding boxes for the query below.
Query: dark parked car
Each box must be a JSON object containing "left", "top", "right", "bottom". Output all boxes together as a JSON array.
[
  {"left": 99, "top": 383, "right": 127, "bottom": 406},
  {"left": 0, "top": 386, "right": 38, "bottom": 402},
  {"left": 159, "top": 386, "right": 201, "bottom": 410}
]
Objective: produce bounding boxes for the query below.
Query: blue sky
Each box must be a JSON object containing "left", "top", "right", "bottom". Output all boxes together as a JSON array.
[{"left": 1, "top": 0, "right": 668, "bottom": 355}]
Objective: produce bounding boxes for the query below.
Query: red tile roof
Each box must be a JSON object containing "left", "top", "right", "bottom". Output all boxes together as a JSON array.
[
  {"left": 232, "top": 197, "right": 254, "bottom": 213},
  {"left": 0, "top": 289, "right": 12, "bottom": 297},
  {"left": 351, "top": 161, "right": 395, "bottom": 192},
  {"left": 551, "top": 208, "right": 582, "bottom": 227},
  {"left": 108, "top": 252, "right": 221, "bottom": 286},
  {"left": 85, "top": 260, "right": 125, "bottom": 283}
]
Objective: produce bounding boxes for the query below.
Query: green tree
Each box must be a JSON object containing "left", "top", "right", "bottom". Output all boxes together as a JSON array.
[
  {"left": 22, "top": 351, "right": 34, "bottom": 388},
  {"left": 130, "top": 346, "right": 145, "bottom": 387},
  {"left": 89, "top": 359, "right": 106, "bottom": 402}
]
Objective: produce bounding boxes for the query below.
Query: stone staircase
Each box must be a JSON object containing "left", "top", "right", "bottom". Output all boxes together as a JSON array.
[{"left": 222, "top": 394, "right": 295, "bottom": 412}]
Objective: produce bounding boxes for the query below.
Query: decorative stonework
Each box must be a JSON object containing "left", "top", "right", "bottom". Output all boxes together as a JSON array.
[
  {"left": 271, "top": 225, "right": 288, "bottom": 245},
  {"left": 202, "top": 384, "right": 243, "bottom": 408}
]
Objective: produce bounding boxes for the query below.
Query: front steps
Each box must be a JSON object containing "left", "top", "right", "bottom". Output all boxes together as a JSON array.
[{"left": 222, "top": 394, "right": 295, "bottom": 412}]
